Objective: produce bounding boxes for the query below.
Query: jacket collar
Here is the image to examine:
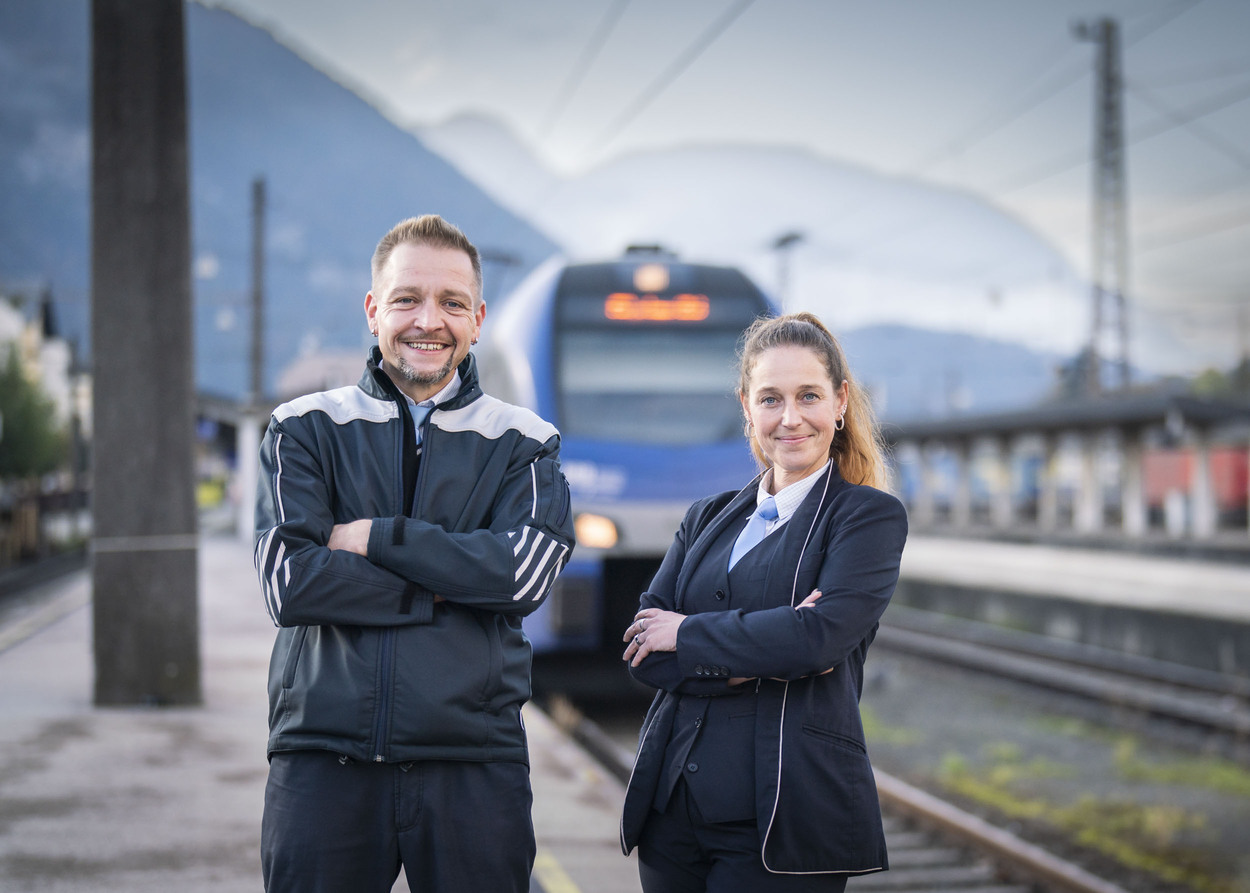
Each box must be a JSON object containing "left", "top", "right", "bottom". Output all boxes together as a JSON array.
[
  {"left": 675, "top": 463, "right": 844, "bottom": 609},
  {"left": 359, "top": 346, "right": 483, "bottom": 411}
]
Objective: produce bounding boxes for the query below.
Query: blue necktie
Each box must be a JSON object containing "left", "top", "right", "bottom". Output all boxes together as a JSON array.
[
  {"left": 408, "top": 402, "right": 432, "bottom": 515},
  {"left": 409, "top": 402, "right": 432, "bottom": 449},
  {"left": 728, "top": 495, "right": 779, "bottom": 570}
]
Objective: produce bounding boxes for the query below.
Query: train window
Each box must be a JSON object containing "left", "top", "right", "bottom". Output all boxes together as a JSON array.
[
  {"left": 556, "top": 328, "right": 744, "bottom": 445},
  {"left": 552, "top": 262, "right": 771, "bottom": 446}
]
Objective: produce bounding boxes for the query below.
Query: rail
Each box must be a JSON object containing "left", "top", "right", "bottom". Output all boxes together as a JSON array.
[
  {"left": 876, "top": 603, "right": 1250, "bottom": 752},
  {"left": 544, "top": 695, "right": 1132, "bottom": 893}
]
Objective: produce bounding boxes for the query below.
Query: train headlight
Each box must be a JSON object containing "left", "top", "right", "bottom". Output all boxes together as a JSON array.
[{"left": 574, "top": 513, "right": 618, "bottom": 549}]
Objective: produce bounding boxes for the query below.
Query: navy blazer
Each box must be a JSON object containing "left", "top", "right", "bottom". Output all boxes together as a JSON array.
[{"left": 620, "top": 464, "right": 908, "bottom": 877}]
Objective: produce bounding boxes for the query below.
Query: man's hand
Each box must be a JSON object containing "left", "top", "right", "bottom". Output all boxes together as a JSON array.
[
  {"left": 328, "top": 519, "right": 372, "bottom": 556},
  {"left": 328, "top": 519, "right": 445, "bottom": 603}
]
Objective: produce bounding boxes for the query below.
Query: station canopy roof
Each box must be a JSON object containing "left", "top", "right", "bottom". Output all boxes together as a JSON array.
[{"left": 883, "top": 391, "right": 1250, "bottom": 443}]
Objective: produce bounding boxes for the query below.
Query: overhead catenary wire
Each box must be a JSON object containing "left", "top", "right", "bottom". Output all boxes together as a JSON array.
[
  {"left": 825, "top": 1, "right": 1213, "bottom": 293},
  {"left": 1126, "top": 81, "right": 1250, "bottom": 170},
  {"left": 993, "top": 75, "right": 1250, "bottom": 195},
  {"left": 581, "top": 0, "right": 756, "bottom": 159},
  {"left": 1136, "top": 208, "right": 1250, "bottom": 253},
  {"left": 1133, "top": 56, "right": 1250, "bottom": 88},
  {"left": 1119, "top": 0, "right": 1206, "bottom": 46},
  {"left": 1124, "top": 75, "right": 1250, "bottom": 254},
  {"left": 764, "top": 32, "right": 1098, "bottom": 281},
  {"left": 907, "top": 0, "right": 1204, "bottom": 182},
  {"left": 907, "top": 50, "right": 1088, "bottom": 179},
  {"left": 538, "top": 0, "right": 631, "bottom": 138},
  {"left": 796, "top": 1, "right": 1237, "bottom": 319}
]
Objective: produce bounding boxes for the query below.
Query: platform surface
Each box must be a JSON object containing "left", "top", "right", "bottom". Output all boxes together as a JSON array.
[
  {"left": 0, "top": 535, "right": 638, "bottom": 893},
  {"left": 902, "top": 534, "right": 1250, "bottom": 622},
  {"left": 5, "top": 530, "right": 1242, "bottom": 890}
]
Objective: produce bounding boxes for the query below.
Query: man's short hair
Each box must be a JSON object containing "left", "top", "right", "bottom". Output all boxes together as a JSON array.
[{"left": 372, "top": 215, "right": 483, "bottom": 305}]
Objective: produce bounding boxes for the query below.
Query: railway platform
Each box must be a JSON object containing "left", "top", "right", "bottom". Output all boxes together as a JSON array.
[
  {"left": 0, "top": 534, "right": 638, "bottom": 893},
  {"left": 3, "top": 531, "right": 1246, "bottom": 892},
  {"left": 897, "top": 533, "right": 1250, "bottom": 677}
]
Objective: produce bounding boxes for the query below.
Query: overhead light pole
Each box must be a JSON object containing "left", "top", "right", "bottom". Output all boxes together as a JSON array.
[{"left": 771, "top": 231, "right": 805, "bottom": 305}]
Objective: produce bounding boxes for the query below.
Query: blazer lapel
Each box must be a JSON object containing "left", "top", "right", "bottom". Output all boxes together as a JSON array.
[
  {"left": 673, "top": 474, "right": 762, "bottom": 610},
  {"left": 763, "top": 464, "right": 841, "bottom": 607}
]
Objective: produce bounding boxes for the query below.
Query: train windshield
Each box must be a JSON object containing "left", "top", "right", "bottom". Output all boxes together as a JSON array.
[{"left": 554, "top": 261, "right": 770, "bottom": 446}]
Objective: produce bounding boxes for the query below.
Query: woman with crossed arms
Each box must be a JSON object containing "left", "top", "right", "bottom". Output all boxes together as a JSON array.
[{"left": 620, "top": 312, "right": 908, "bottom": 892}]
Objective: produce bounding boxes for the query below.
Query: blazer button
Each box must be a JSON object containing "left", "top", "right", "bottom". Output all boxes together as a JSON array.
[
  {"left": 720, "top": 666, "right": 729, "bottom": 676},
  {"left": 714, "top": 589, "right": 726, "bottom": 601},
  {"left": 695, "top": 665, "right": 705, "bottom": 676},
  {"left": 686, "top": 762, "right": 699, "bottom": 773}
]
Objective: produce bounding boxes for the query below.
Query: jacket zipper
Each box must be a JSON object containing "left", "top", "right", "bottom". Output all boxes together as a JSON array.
[
  {"left": 370, "top": 397, "right": 421, "bottom": 761},
  {"left": 372, "top": 627, "right": 395, "bottom": 761}
]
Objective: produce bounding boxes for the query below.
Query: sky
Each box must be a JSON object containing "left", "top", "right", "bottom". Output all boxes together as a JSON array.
[{"left": 206, "top": 0, "right": 1250, "bottom": 376}]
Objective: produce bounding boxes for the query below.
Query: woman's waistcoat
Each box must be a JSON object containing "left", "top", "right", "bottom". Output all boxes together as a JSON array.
[
  {"left": 620, "top": 465, "right": 908, "bottom": 877},
  {"left": 651, "top": 504, "right": 784, "bottom": 822}
]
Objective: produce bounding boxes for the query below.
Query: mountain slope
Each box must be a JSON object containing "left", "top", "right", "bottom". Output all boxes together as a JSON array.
[
  {"left": 0, "top": 0, "right": 561, "bottom": 397},
  {"left": 840, "top": 324, "right": 1064, "bottom": 422},
  {"left": 0, "top": 0, "right": 90, "bottom": 324}
]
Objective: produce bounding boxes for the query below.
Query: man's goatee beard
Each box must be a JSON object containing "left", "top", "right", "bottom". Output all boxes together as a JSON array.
[{"left": 395, "top": 355, "right": 455, "bottom": 386}]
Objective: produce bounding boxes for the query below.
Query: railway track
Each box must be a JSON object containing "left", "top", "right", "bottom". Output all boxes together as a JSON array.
[
  {"left": 538, "top": 594, "right": 1250, "bottom": 893},
  {"left": 544, "top": 695, "right": 1133, "bottom": 893},
  {"left": 875, "top": 603, "right": 1250, "bottom": 761}
]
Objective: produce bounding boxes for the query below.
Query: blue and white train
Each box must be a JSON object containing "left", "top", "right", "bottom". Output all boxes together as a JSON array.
[{"left": 476, "top": 246, "right": 778, "bottom": 655}]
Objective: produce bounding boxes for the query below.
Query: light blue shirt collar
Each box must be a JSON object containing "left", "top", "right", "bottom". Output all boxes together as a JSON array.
[
  {"left": 405, "top": 370, "right": 461, "bottom": 443},
  {"left": 402, "top": 370, "right": 461, "bottom": 412},
  {"left": 755, "top": 460, "right": 831, "bottom": 531}
]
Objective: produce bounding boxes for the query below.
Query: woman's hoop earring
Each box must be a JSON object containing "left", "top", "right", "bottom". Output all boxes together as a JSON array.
[{"left": 834, "top": 413, "right": 845, "bottom": 432}]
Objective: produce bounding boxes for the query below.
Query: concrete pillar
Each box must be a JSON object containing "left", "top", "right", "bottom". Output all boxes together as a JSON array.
[
  {"left": 952, "top": 439, "right": 973, "bottom": 528},
  {"left": 1038, "top": 434, "right": 1060, "bottom": 532},
  {"left": 91, "top": 0, "right": 200, "bottom": 705},
  {"left": 1075, "top": 432, "right": 1103, "bottom": 534},
  {"left": 1191, "top": 431, "right": 1217, "bottom": 539},
  {"left": 907, "top": 441, "right": 936, "bottom": 528},
  {"left": 1121, "top": 432, "right": 1147, "bottom": 537},
  {"left": 895, "top": 440, "right": 925, "bottom": 525},
  {"left": 990, "top": 435, "right": 1014, "bottom": 529}
]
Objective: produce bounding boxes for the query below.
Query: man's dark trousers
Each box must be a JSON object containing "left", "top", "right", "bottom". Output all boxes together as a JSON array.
[{"left": 262, "top": 750, "right": 535, "bottom": 892}]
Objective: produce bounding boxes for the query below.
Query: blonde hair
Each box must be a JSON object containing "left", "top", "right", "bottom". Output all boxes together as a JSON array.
[
  {"left": 736, "top": 311, "right": 889, "bottom": 490},
  {"left": 371, "top": 215, "right": 483, "bottom": 305}
]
